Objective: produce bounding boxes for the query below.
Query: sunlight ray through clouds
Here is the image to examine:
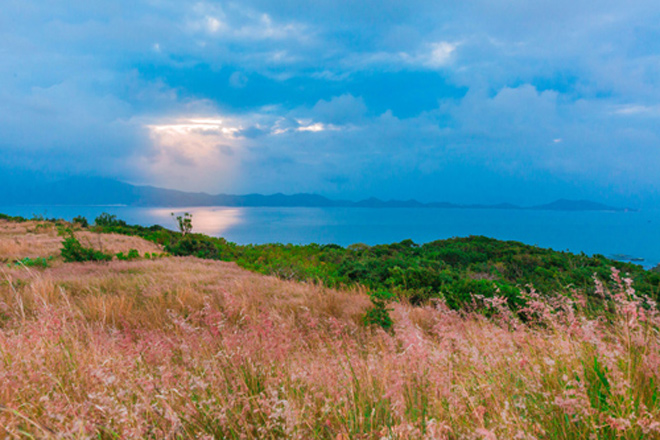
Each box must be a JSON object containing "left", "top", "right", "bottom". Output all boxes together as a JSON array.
[{"left": 142, "top": 116, "right": 245, "bottom": 191}]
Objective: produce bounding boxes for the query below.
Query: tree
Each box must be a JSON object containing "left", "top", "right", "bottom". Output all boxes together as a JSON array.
[{"left": 172, "top": 212, "right": 193, "bottom": 236}]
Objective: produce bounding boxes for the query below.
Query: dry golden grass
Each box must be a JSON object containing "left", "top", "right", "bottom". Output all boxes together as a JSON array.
[
  {"left": 0, "top": 220, "right": 162, "bottom": 261},
  {"left": 0, "top": 220, "right": 62, "bottom": 259},
  {"left": 76, "top": 231, "right": 164, "bottom": 256},
  {"left": 3, "top": 257, "right": 368, "bottom": 331}
]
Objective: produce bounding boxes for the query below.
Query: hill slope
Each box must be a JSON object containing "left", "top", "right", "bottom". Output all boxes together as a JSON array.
[{"left": 0, "top": 218, "right": 658, "bottom": 438}]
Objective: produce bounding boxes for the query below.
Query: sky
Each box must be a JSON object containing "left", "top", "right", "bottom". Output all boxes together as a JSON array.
[{"left": 2, "top": 1, "right": 660, "bottom": 206}]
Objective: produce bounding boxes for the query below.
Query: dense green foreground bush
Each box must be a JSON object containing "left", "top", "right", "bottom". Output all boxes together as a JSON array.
[{"left": 83, "top": 213, "right": 660, "bottom": 312}]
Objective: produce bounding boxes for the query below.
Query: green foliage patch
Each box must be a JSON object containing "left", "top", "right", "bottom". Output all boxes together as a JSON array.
[
  {"left": 7, "top": 256, "right": 53, "bottom": 269},
  {"left": 115, "top": 249, "right": 140, "bottom": 261},
  {"left": 60, "top": 232, "right": 112, "bottom": 263},
  {"left": 0, "top": 213, "right": 27, "bottom": 222},
  {"left": 363, "top": 290, "right": 396, "bottom": 331},
  {"left": 72, "top": 216, "right": 89, "bottom": 228}
]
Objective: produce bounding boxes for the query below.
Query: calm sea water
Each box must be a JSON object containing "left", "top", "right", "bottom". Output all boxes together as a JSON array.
[{"left": 2, "top": 205, "right": 658, "bottom": 269}]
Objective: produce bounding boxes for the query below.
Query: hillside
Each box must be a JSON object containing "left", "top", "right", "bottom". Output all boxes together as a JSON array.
[
  {"left": 78, "top": 213, "right": 660, "bottom": 310},
  {"left": 0, "top": 219, "right": 162, "bottom": 261},
  {"left": 0, "top": 216, "right": 659, "bottom": 438}
]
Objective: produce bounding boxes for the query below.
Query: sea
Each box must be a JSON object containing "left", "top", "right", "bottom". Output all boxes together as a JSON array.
[{"left": 1, "top": 205, "right": 658, "bottom": 269}]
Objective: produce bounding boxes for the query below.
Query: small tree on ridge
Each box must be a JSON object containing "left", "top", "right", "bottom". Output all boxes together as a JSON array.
[{"left": 172, "top": 212, "right": 193, "bottom": 236}]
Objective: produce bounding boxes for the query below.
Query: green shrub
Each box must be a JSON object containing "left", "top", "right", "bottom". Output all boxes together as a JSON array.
[
  {"left": 7, "top": 257, "right": 52, "bottom": 268},
  {"left": 166, "top": 236, "right": 220, "bottom": 259},
  {"left": 363, "top": 290, "right": 395, "bottom": 331},
  {"left": 442, "top": 279, "right": 524, "bottom": 311},
  {"left": 116, "top": 249, "right": 140, "bottom": 261},
  {"left": 95, "top": 213, "right": 126, "bottom": 228},
  {"left": 61, "top": 233, "right": 112, "bottom": 263},
  {"left": 72, "top": 216, "right": 89, "bottom": 228},
  {"left": 0, "top": 213, "right": 27, "bottom": 222}
]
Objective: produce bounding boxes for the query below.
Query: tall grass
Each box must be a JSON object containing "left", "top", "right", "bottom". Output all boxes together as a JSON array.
[
  {"left": 0, "top": 220, "right": 162, "bottom": 262},
  {"left": 0, "top": 256, "right": 658, "bottom": 439}
]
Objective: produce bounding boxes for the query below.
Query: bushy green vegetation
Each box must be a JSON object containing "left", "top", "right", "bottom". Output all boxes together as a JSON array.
[
  {"left": 72, "top": 215, "right": 89, "bottom": 227},
  {"left": 363, "top": 290, "right": 396, "bottom": 330},
  {"left": 89, "top": 213, "right": 660, "bottom": 313},
  {"left": 115, "top": 249, "right": 140, "bottom": 261},
  {"left": 0, "top": 213, "right": 27, "bottom": 222},
  {"left": 6, "top": 256, "right": 53, "bottom": 268},
  {"left": 60, "top": 232, "right": 113, "bottom": 263}
]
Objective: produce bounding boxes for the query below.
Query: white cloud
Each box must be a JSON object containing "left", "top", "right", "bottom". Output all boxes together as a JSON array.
[
  {"left": 424, "top": 41, "right": 458, "bottom": 68},
  {"left": 613, "top": 104, "right": 660, "bottom": 116},
  {"left": 186, "top": 3, "right": 309, "bottom": 44},
  {"left": 206, "top": 16, "right": 224, "bottom": 33},
  {"left": 340, "top": 41, "right": 458, "bottom": 71},
  {"left": 296, "top": 122, "right": 326, "bottom": 132}
]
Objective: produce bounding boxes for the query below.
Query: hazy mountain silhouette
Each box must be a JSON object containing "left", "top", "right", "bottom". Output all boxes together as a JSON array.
[{"left": 0, "top": 176, "right": 629, "bottom": 211}]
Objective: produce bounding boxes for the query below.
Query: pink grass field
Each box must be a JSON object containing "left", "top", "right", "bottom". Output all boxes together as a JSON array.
[{"left": 0, "top": 220, "right": 659, "bottom": 439}]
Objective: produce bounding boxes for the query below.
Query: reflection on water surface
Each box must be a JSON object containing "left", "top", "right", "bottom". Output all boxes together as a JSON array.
[{"left": 149, "top": 207, "right": 244, "bottom": 237}]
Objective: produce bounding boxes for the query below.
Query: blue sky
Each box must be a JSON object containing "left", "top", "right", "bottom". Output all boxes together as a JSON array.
[{"left": 2, "top": 1, "right": 660, "bottom": 205}]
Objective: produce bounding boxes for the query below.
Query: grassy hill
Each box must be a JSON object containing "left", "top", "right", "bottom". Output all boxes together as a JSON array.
[
  {"left": 0, "top": 214, "right": 659, "bottom": 438},
  {"left": 79, "top": 213, "right": 660, "bottom": 314}
]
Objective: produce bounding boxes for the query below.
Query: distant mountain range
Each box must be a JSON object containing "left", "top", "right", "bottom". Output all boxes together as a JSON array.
[{"left": 0, "top": 176, "right": 631, "bottom": 212}]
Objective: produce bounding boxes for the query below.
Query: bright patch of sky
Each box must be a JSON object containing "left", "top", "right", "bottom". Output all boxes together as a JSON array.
[{"left": 2, "top": 0, "right": 660, "bottom": 205}]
